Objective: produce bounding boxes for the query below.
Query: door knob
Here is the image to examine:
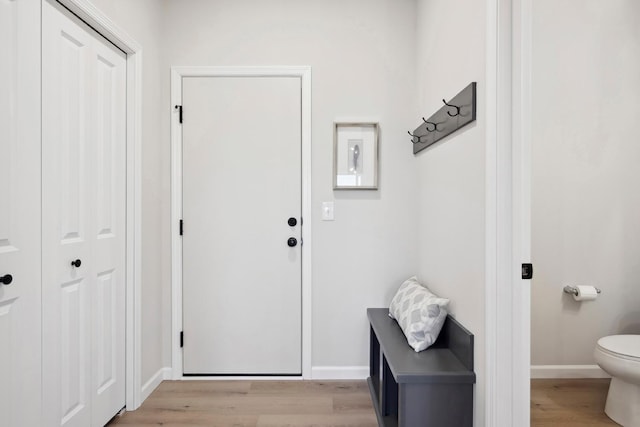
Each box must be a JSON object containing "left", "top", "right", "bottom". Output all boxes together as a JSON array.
[
  {"left": 71, "top": 259, "right": 82, "bottom": 268},
  {"left": 287, "top": 237, "right": 297, "bottom": 247},
  {"left": 0, "top": 274, "right": 12, "bottom": 285},
  {"left": 288, "top": 217, "right": 297, "bottom": 227}
]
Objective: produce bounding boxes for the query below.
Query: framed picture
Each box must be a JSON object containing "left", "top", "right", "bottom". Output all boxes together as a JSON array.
[{"left": 333, "top": 122, "right": 379, "bottom": 190}]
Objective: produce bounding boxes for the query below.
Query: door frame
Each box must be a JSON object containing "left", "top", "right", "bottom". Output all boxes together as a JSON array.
[
  {"left": 485, "top": 0, "right": 532, "bottom": 425},
  {"left": 170, "top": 66, "right": 313, "bottom": 379},
  {"left": 53, "top": 0, "right": 143, "bottom": 410}
]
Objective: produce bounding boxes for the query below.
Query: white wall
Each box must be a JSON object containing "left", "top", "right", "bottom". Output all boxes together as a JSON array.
[
  {"left": 160, "top": 0, "right": 419, "bottom": 369},
  {"left": 82, "top": 0, "right": 167, "bottom": 384},
  {"left": 415, "top": 0, "right": 486, "bottom": 425},
  {"left": 531, "top": 0, "right": 640, "bottom": 366},
  {"left": 85, "top": 4, "right": 490, "bottom": 418}
]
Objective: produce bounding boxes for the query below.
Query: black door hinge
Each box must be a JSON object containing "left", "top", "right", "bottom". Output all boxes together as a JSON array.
[
  {"left": 174, "top": 105, "right": 183, "bottom": 123},
  {"left": 522, "top": 263, "right": 533, "bottom": 280},
  {"left": 180, "top": 331, "right": 184, "bottom": 348},
  {"left": 179, "top": 219, "right": 183, "bottom": 236}
]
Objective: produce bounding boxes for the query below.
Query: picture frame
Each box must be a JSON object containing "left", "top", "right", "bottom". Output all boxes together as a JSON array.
[{"left": 333, "top": 122, "right": 379, "bottom": 190}]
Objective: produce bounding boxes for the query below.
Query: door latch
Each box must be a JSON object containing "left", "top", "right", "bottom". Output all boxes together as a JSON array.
[{"left": 522, "top": 263, "right": 533, "bottom": 280}]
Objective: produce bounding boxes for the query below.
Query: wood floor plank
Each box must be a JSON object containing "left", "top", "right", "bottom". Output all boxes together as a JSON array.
[
  {"left": 531, "top": 379, "right": 619, "bottom": 426},
  {"left": 256, "top": 414, "right": 378, "bottom": 427},
  {"left": 332, "top": 394, "right": 375, "bottom": 415},
  {"left": 110, "top": 411, "right": 259, "bottom": 427},
  {"left": 139, "top": 396, "right": 334, "bottom": 415},
  {"left": 249, "top": 381, "right": 369, "bottom": 395},
  {"left": 151, "top": 380, "right": 252, "bottom": 398}
]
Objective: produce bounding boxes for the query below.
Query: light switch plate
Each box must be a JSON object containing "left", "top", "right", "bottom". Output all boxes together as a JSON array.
[{"left": 322, "top": 202, "right": 334, "bottom": 221}]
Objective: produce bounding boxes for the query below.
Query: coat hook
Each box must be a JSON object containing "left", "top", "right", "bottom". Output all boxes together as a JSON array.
[
  {"left": 421, "top": 118, "right": 439, "bottom": 132},
  {"left": 442, "top": 99, "right": 461, "bottom": 117},
  {"left": 407, "top": 131, "right": 423, "bottom": 144}
]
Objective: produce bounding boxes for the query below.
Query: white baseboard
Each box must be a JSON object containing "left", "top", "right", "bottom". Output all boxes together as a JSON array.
[
  {"left": 311, "top": 366, "right": 368, "bottom": 380},
  {"left": 531, "top": 364, "right": 610, "bottom": 379},
  {"left": 140, "top": 367, "right": 172, "bottom": 402}
]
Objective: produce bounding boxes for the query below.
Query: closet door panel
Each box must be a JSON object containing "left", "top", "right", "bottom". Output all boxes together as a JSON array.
[
  {"left": 58, "top": 30, "right": 87, "bottom": 242},
  {"left": 95, "top": 55, "right": 116, "bottom": 238},
  {"left": 59, "top": 278, "right": 89, "bottom": 423},
  {"left": 95, "top": 270, "right": 116, "bottom": 387},
  {"left": 42, "top": 2, "right": 93, "bottom": 426},
  {"left": 89, "top": 34, "right": 126, "bottom": 426},
  {"left": 0, "top": 0, "right": 42, "bottom": 426}
]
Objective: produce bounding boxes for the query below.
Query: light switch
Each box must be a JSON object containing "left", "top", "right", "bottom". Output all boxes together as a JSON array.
[{"left": 321, "top": 202, "right": 334, "bottom": 221}]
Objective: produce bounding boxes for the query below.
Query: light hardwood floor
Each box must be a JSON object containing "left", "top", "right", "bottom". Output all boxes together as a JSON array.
[
  {"left": 531, "top": 379, "right": 619, "bottom": 426},
  {"left": 108, "top": 380, "right": 378, "bottom": 427},
  {"left": 109, "top": 378, "right": 618, "bottom": 426}
]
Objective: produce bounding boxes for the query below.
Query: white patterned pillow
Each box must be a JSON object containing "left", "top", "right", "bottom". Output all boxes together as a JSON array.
[{"left": 389, "top": 276, "right": 449, "bottom": 352}]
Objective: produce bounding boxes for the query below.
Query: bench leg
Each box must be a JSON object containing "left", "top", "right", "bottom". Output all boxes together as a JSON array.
[
  {"left": 370, "top": 326, "right": 379, "bottom": 378},
  {"left": 381, "top": 355, "right": 398, "bottom": 418}
]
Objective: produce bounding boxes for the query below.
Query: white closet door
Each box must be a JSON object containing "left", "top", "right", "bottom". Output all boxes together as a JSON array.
[
  {"left": 88, "top": 19, "right": 127, "bottom": 427},
  {"left": 42, "top": 3, "right": 93, "bottom": 424},
  {"left": 42, "top": 2, "right": 126, "bottom": 426},
  {"left": 0, "top": 1, "right": 42, "bottom": 426}
]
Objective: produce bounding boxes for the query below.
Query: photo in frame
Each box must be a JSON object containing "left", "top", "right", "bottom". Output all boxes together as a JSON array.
[{"left": 333, "top": 122, "right": 379, "bottom": 190}]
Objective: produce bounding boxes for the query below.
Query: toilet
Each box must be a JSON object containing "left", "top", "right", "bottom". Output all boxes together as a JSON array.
[{"left": 595, "top": 335, "right": 640, "bottom": 426}]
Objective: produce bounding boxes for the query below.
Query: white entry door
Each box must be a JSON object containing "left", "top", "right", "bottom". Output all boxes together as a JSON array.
[
  {"left": 0, "top": 1, "right": 42, "bottom": 426},
  {"left": 182, "top": 76, "right": 302, "bottom": 375},
  {"left": 42, "top": 1, "right": 127, "bottom": 426}
]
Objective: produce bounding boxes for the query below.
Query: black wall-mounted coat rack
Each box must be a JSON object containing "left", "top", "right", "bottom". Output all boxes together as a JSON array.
[{"left": 409, "top": 82, "right": 477, "bottom": 155}]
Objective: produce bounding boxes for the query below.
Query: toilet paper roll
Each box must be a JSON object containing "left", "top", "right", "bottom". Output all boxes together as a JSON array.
[{"left": 573, "top": 285, "right": 598, "bottom": 301}]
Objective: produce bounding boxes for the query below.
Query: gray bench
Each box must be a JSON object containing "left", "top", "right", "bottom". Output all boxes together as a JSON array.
[{"left": 367, "top": 308, "right": 475, "bottom": 427}]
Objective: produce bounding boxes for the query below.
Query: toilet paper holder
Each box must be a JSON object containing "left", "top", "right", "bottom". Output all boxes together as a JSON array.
[{"left": 563, "top": 285, "right": 601, "bottom": 296}]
